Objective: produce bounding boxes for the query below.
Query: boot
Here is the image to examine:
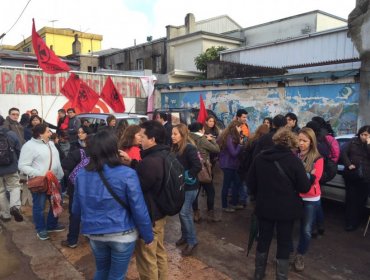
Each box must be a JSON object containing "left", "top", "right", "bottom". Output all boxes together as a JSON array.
[
  {"left": 207, "top": 210, "right": 221, "bottom": 222},
  {"left": 276, "top": 259, "right": 289, "bottom": 280},
  {"left": 193, "top": 209, "right": 201, "bottom": 223},
  {"left": 254, "top": 252, "right": 268, "bottom": 280}
]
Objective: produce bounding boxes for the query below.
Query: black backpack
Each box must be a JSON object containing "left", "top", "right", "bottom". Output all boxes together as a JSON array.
[
  {"left": 319, "top": 138, "right": 338, "bottom": 184},
  {"left": 155, "top": 151, "right": 185, "bottom": 216},
  {"left": 320, "top": 157, "right": 337, "bottom": 184},
  {"left": 0, "top": 131, "right": 13, "bottom": 166}
]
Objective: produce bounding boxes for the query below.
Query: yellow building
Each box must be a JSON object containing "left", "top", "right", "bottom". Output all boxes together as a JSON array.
[{"left": 12, "top": 27, "right": 102, "bottom": 57}]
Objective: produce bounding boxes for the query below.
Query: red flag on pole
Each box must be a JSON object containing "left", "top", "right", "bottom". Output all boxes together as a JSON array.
[
  {"left": 60, "top": 73, "right": 80, "bottom": 102},
  {"left": 197, "top": 95, "right": 208, "bottom": 124},
  {"left": 60, "top": 73, "right": 99, "bottom": 112},
  {"left": 32, "top": 19, "right": 70, "bottom": 74},
  {"left": 100, "top": 77, "right": 126, "bottom": 112}
]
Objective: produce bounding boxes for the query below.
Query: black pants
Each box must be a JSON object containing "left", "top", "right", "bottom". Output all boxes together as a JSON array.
[
  {"left": 192, "top": 182, "right": 216, "bottom": 211},
  {"left": 344, "top": 178, "right": 369, "bottom": 228},
  {"left": 256, "top": 218, "right": 295, "bottom": 259}
]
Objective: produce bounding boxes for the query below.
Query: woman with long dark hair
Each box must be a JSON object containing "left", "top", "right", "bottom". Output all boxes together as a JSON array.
[
  {"left": 342, "top": 125, "right": 370, "bottom": 231},
  {"left": 72, "top": 130, "right": 153, "bottom": 279},
  {"left": 218, "top": 120, "right": 244, "bottom": 212},
  {"left": 171, "top": 123, "right": 202, "bottom": 256}
]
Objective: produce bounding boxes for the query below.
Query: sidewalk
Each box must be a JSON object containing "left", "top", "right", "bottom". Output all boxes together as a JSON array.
[{"left": 1, "top": 204, "right": 231, "bottom": 280}]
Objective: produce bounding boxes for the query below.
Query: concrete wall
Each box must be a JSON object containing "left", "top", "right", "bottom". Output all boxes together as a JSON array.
[{"left": 159, "top": 81, "right": 359, "bottom": 136}]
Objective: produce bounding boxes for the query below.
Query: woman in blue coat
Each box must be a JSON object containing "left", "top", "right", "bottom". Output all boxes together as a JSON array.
[{"left": 73, "top": 130, "right": 153, "bottom": 280}]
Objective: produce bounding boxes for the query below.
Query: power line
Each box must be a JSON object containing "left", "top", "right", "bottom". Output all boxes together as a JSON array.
[{"left": 2, "top": 0, "right": 32, "bottom": 39}]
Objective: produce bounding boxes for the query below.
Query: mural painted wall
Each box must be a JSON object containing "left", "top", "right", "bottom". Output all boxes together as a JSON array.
[{"left": 161, "top": 83, "right": 359, "bottom": 135}]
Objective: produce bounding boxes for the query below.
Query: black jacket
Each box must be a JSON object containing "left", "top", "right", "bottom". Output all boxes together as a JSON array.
[
  {"left": 136, "top": 144, "right": 169, "bottom": 222},
  {"left": 163, "top": 122, "right": 173, "bottom": 146},
  {"left": 247, "top": 145, "right": 311, "bottom": 221},
  {"left": 342, "top": 137, "right": 370, "bottom": 182},
  {"left": 175, "top": 144, "right": 202, "bottom": 191},
  {"left": 0, "top": 127, "right": 20, "bottom": 176}
]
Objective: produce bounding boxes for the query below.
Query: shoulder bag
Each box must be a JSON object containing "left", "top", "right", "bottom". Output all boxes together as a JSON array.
[{"left": 27, "top": 144, "right": 52, "bottom": 193}]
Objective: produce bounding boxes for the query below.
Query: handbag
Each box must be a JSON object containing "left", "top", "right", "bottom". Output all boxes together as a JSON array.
[
  {"left": 197, "top": 153, "right": 212, "bottom": 184},
  {"left": 27, "top": 144, "right": 52, "bottom": 193}
]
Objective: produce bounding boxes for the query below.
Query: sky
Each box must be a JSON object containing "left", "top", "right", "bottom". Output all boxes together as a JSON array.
[{"left": 0, "top": 0, "right": 357, "bottom": 50}]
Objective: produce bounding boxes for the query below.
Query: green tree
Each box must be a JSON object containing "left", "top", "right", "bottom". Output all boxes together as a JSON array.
[{"left": 194, "top": 46, "right": 227, "bottom": 77}]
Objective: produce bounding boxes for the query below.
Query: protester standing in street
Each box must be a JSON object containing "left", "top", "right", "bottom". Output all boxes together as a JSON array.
[
  {"left": 247, "top": 128, "right": 311, "bottom": 280},
  {"left": 18, "top": 123, "right": 64, "bottom": 240},
  {"left": 294, "top": 127, "right": 324, "bottom": 272},
  {"left": 73, "top": 130, "right": 153, "bottom": 280},
  {"left": 189, "top": 122, "right": 220, "bottom": 222},
  {"left": 218, "top": 120, "right": 244, "bottom": 212},
  {"left": 0, "top": 122, "right": 23, "bottom": 222},
  {"left": 61, "top": 126, "right": 93, "bottom": 248},
  {"left": 342, "top": 125, "right": 370, "bottom": 231},
  {"left": 172, "top": 123, "right": 202, "bottom": 256}
]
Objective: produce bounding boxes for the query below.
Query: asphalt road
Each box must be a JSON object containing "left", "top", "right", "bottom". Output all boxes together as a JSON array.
[{"left": 1, "top": 165, "right": 370, "bottom": 279}]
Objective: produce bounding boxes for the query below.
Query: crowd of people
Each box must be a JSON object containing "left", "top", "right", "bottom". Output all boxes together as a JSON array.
[{"left": 0, "top": 106, "right": 369, "bottom": 280}]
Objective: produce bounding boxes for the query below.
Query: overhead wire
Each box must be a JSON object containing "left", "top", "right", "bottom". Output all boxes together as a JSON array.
[{"left": 1, "top": 0, "right": 32, "bottom": 43}]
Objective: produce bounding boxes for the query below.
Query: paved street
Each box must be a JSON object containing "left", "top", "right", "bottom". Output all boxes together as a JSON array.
[{"left": 1, "top": 166, "right": 370, "bottom": 279}]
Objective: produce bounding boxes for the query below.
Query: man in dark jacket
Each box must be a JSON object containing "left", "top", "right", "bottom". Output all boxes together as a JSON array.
[
  {"left": 66, "top": 108, "right": 81, "bottom": 145},
  {"left": 2, "top": 107, "right": 25, "bottom": 146},
  {"left": 0, "top": 126, "right": 23, "bottom": 222},
  {"left": 121, "top": 120, "right": 169, "bottom": 280},
  {"left": 155, "top": 112, "right": 172, "bottom": 146}
]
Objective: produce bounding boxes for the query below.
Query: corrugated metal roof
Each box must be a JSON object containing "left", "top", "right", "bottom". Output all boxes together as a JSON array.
[{"left": 220, "top": 27, "right": 359, "bottom": 68}]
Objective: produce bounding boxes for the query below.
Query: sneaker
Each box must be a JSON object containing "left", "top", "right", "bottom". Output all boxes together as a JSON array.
[
  {"left": 182, "top": 243, "right": 198, "bottom": 256},
  {"left": 222, "top": 207, "right": 235, "bottom": 213},
  {"left": 294, "top": 254, "right": 304, "bottom": 272},
  {"left": 231, "top": 204, "right": 244, "bottom": 210},
  {"left": 10, "top": 206, "right": 23, "bottom": 222},
  {"left": 47, "top": 224, "right": 66, "bottom": 233},
  {"left": 0, "top": 216, "right": 11, "bottom": 222},
  {"left": 175, "top": 237, "right": 187, "bottom": 246},
  {"left": 61, "top": 240, "right": 78, "bottom": 249},
  {"left": 37, "top": 231, "right": 50, "bottom": 241}
]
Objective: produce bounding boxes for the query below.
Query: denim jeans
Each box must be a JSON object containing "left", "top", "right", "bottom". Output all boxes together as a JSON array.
[
  {"left": 179, "top": 189, "right": 198, "bottom": 245},
  {"left": 297, "top": 200, "right": 321, "bottom": 255},
  {"left": 221, "top": 168, "right": 242, "bottom": 208},
  {"left": 32, "top": 192, "right": 58, "bottom": 233},
  {"left": 90, "top": 239, "right": 136, "bottom": 280}
]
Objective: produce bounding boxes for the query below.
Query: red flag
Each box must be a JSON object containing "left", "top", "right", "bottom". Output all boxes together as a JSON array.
[
  {"left": 74, "top": 80, "right": 100, "bottom": 112},
  {"left": 100, "top": 77, "right": 126, "bottom": 112},
  {"left": 197, "top": 95, "right": 208, "bottom": 124},
  {"left": 60, "top": 73, "right": 99, "bottom": 112},
  {"left": 60, "top": 73, "right": 80, "bottom": 102},
  {"left": 32, "top": 19, "right": 70, "bottom": 74}
]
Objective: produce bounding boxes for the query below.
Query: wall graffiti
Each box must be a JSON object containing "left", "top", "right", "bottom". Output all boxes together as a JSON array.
[{"left": 161, "top": 83, "right": 359, "bottom": 135}]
